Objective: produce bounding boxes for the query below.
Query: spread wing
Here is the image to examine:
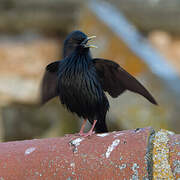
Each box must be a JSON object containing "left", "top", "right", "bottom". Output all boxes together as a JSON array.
[
  {"left": 93, "top": 58, "right": 157, "bottom": 105},
  {"left": 41, "top": 61, "right": 60, "bottom": 104}
]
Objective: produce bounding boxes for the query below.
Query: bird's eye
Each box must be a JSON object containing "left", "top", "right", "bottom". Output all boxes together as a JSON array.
[
  {"left": 76, "top": 38, "right": 85, "bottom": 44},
  {"left": 69, "top": 38, "right": 80, "bottom": 44}
]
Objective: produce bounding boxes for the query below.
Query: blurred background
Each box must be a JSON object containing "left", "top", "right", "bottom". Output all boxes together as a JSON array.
[{"left": 0, "top": 0, "right": 180, "bottom": 142}]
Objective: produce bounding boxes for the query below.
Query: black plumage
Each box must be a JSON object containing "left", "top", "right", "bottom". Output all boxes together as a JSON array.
[{"left": 41, "top": 30, "right": 157, "bottom": 137}]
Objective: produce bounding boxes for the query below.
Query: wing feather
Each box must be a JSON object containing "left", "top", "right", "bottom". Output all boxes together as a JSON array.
[
  {"left": 41, "top": 61, "right": 60, "bottom": 104},
  {"left": 93, "top": 58, "right": 157, "bottom": 105}
]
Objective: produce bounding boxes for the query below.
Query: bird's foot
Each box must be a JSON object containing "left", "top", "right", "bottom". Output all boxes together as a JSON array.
[
  {"left": 78, "top": 119, "right": 97, "bottom": 137},
  {"left": 79, "top": 131, "right": 95, "bottom": 137}
]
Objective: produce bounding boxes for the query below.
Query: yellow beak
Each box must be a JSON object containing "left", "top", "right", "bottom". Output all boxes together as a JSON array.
[
  {"left": 86, "top": 36, "right": 98, "bottom": 48},
  {"left": 87, "top": 36, "right": 96, "bottom": 41}
]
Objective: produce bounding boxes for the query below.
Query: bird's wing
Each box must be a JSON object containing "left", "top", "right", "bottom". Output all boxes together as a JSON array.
[
  {"left": 41, "top": 61, "right": 60, "bottom": 104},
  {"left": 93, "top": 58, "right": 157, "bottom": 105}
]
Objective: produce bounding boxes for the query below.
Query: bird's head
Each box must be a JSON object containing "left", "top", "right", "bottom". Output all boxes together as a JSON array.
[{"left": 63, "top": 30, "right": 97, "bottom": 58}]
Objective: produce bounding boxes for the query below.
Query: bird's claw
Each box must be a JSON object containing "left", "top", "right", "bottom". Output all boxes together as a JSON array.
[{"left": 79, "top": 131, "right": 95, "bottom": 137}]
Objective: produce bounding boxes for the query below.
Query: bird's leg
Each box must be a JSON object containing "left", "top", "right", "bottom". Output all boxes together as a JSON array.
[
  {"left": 87, "top": 120, "right": 97, "bottom": 136},
  {"left": 79, "top": 119, "right": 87, "bottom": 136},
  {"left": 79, "top": 120, "right": 97, "bottom": 137}
]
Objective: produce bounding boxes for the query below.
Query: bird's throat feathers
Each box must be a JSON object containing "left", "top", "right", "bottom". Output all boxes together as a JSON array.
[
  {"left": 66, "top": 47, "right": 92, "bottom": 66},
  {"left": 75, "top": 45, "right": 91, "bottom": 56},
  {"left": 58, "top": 48, "right": 93, "bottom": 79}
]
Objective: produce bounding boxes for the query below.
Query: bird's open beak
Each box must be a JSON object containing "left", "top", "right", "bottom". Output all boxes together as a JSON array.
[
  {"left": 81, "top": 36, "right": 98, "bottom": 48},
  {"left": 87, "top": 36, "right": 96, "bottom": 41}
]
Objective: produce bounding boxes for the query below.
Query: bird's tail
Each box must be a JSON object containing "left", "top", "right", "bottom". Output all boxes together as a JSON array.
[{"left": 95, "top": 120, "right": 108, "bottom": 133}]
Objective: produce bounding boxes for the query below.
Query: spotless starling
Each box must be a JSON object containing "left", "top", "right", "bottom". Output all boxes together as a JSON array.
[{"left": 41, "top": 30, "right": 157, "bottom": 137}]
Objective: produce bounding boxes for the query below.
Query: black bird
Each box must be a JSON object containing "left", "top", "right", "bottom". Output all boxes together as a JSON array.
[{"left": 41, "top": 30, "right": 157, "bottom": 137}]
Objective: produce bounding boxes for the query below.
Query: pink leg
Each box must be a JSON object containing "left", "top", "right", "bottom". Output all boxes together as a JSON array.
[
  {"left": 79, "top": 119, "right": 87, "bottom": 136},
  {"left": 79, "top": 120, "right": 97, "bottom": 137}
]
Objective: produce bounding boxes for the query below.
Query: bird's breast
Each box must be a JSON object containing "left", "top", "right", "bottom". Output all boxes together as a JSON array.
[
  {"left": 57, "top": 58, "right": 107, "bottom": 118},
  {"left": 58, "top": 61, "right": 101, "bottom": 101}
]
